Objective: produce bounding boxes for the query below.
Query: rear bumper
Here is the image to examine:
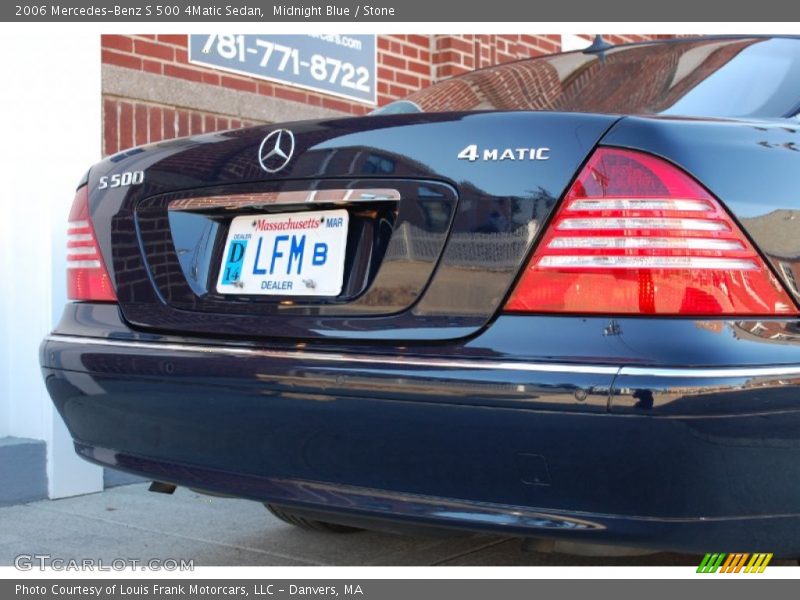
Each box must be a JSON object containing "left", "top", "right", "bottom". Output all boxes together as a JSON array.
[{"left": 40, "top": 308, "right": 800, "bottom": 555}]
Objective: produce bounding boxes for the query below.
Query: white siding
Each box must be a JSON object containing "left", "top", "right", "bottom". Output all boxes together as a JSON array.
[{"left": 0, "top": 33, "right": 104, "bottom": 497}]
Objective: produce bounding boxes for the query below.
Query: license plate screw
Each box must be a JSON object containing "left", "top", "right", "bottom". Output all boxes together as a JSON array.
[{"left": 302, "top": 279, "right": 316, "bottom": 289}]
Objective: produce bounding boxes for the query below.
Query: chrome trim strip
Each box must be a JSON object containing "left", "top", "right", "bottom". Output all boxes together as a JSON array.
[
  {"left": 168, "top": 188, "right": 401, "bottom": 212},
  {"left": 619, "top": 365, "right": 800, "bottom": 378},
  {"left": 44, "top": 335, "right": 619, "bottom": 375},
  {"left": 45, "top": 335, "right": 800, "bottom": 380}
]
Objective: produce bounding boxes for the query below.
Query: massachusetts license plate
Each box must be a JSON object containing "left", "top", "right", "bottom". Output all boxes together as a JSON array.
[{"left": 216, "top": 209, "right": 349, "bottom": 296}]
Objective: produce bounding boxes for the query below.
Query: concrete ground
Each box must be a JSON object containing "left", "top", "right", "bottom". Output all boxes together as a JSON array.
[{"left": 0, "top": 483, "right": 707, "bottom": 566}]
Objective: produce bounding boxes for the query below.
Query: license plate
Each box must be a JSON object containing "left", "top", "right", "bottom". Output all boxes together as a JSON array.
[{"left": 216, "top": 209, "right": 349, "bottom": 296}]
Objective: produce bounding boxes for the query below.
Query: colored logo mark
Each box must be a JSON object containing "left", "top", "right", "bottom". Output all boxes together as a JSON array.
[{"left": 697, "top": 553, "right": 773, "bottom": 573}]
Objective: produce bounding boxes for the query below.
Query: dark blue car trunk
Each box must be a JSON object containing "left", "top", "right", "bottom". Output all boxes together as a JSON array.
[{"left": 88, "top": 111, "right": 618, "bottom": 341}]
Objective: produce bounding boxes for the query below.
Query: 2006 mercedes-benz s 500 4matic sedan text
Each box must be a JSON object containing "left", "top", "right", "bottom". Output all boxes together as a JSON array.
[{"left": 40, "top": 36, "right": 800, "bottom": 554}]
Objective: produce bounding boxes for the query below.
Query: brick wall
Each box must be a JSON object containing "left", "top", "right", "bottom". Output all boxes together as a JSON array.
[
  {"left": 101, "top": 98, "right": 261, "bottom": 156},
  {"left": 432, "top": 35, "right": 563, "bottom": 79},
  {"left": 101, "top": 33, "right": 673, "bottom": 156}
]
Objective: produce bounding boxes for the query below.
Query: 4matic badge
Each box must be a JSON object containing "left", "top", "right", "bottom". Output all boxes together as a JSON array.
[{"left": 457, "top": 144, "right": 550, "bottom": 162}]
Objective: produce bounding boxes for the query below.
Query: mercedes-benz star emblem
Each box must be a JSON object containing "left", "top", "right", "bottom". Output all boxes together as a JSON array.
[{"left": 258, "top": 129, "right": 295, "bottom": 173}]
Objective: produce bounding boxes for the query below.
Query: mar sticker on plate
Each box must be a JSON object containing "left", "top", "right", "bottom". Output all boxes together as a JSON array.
[{"left": 216, "top": 209, "right": 349, "bottom": 296}]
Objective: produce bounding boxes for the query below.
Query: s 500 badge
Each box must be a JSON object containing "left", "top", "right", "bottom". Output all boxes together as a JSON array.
[
  {"left": 457, "top": 144, "right": 550, "bottom": 162},
  {"left": 98, "top": 170, "right": 145, "bottom": 190}
]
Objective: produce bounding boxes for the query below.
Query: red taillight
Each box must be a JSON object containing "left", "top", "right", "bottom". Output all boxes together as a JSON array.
[
  {"left": 67, "top": 186, "right": 116, "bottom": 301},
  {"left": 505, "top": 148, "right": 797, "bottom": 316}
]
